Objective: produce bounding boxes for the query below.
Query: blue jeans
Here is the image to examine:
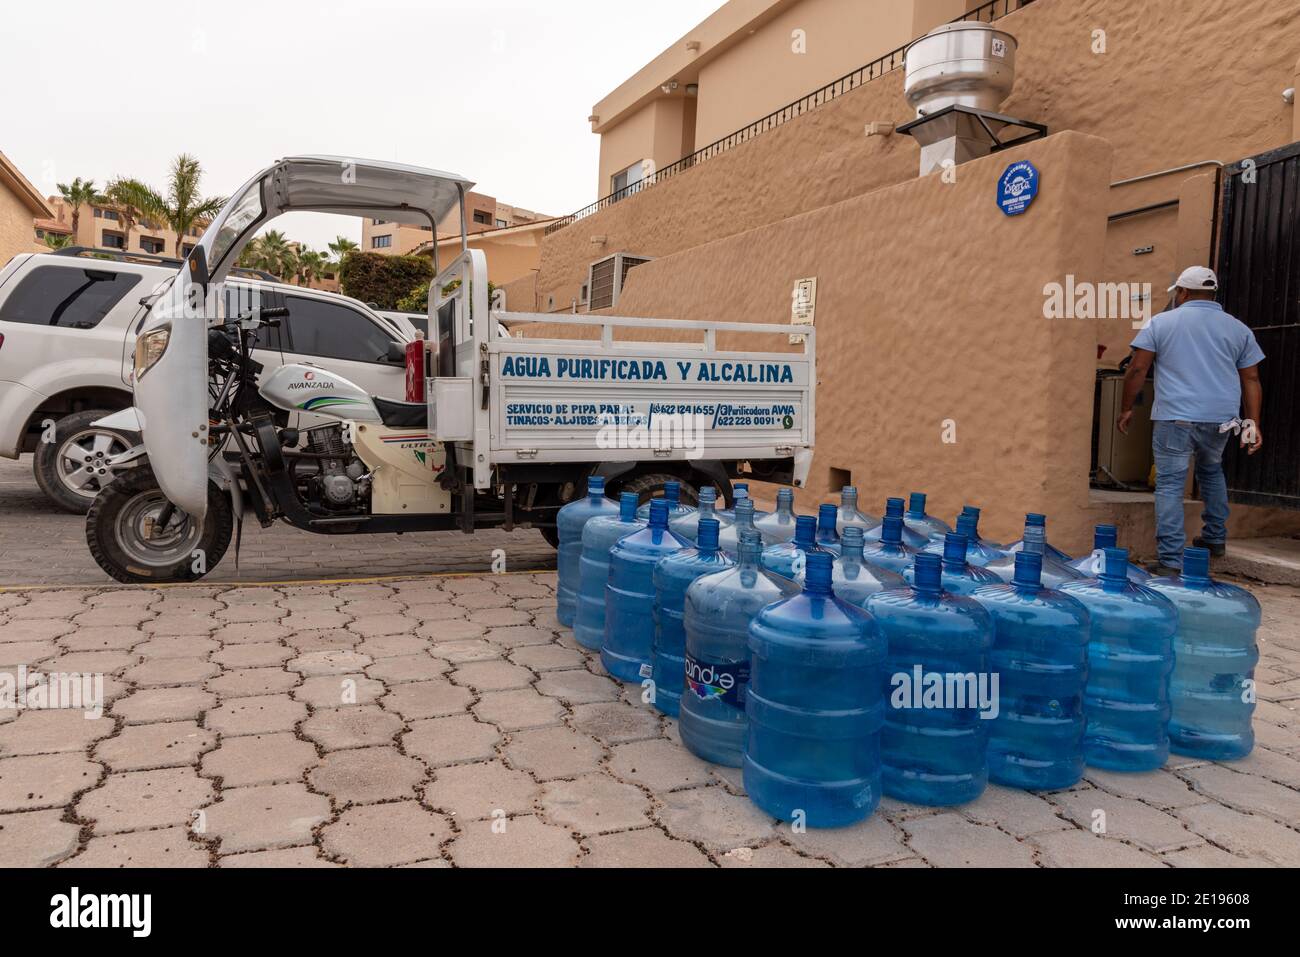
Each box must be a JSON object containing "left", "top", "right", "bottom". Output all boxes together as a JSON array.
[{"left": 1152, "top": 420, "right": 1231, "bottom": 568}]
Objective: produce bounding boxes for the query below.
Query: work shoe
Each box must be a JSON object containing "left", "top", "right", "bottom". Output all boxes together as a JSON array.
[
  {"left": 1147, "top": 563, "right": 1182, "bottom": 578},
  {"left": 1193, "top": 537, "right": 1226, "bottom": 558}
]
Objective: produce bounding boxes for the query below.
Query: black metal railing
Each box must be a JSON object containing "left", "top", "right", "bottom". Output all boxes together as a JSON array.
[{"left": 546, "top": 0, "right": 1033, "bottom": 235}]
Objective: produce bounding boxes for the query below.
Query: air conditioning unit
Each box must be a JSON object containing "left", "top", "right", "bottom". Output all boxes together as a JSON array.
[
  {"left": 587, "top": 253, "right": 652, "bottom": 310},
  {"left": 1094, "top": 375, "right": 1153, "bottom": 488}
]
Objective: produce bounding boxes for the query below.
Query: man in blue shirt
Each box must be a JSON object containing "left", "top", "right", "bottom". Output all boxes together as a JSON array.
[{"left": 1118, "top": 266, "right": 1264, "bottom": 573}]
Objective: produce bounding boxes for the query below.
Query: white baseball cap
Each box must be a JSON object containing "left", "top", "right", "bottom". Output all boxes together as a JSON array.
[{"left": 1168, "top": 265, "right": 1219, "bottom": 293}]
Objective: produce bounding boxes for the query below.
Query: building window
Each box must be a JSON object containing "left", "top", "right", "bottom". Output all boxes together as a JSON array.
[
  {"left": 372, "top": 218, "right": 385, "bottom": 225},
  {"left": 182, "top": 244, "right": 195, "bottom": 255},
  {"left": 495, "top": 219, "right": 508, "bottom": 228},
  {"left": 472, "top": 210, "right": 492, "bottom": 225},
  {"left": 372, "top": 235, "right": 392, "bottom": 249},
  {"left": 101, "top": 208, "right": 119, "bottom": 221},
  {"left": 102, "top": 231, "right": 126, "bottom": 250},
  {"left": 611, "top": 161, "right": 647, "bottom": 197},
  {"left": 35, "top": 229, "right": 45, "bottom": 239},
  {"left": 140, "top": 237, "right": 165, "bottom": 255}
]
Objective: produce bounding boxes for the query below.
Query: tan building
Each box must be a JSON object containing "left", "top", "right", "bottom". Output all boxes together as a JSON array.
[
  {"left": 590, "top": 0, "right": 988, "bottom": 200},
  {"left": 0, "top": 151, "right": 55, "bottom": 266},
  {"left": 406, "top": 219, "right": 552, "bottom": 295},
  {"left": 514, "top": 0, "right": 1300, "bottom": 558},
  {"left": 361, "top": 190, "right": 549, "bottom": 256},
  {"left": 44, "top": 195, "right": 205, "bottom": 259}
]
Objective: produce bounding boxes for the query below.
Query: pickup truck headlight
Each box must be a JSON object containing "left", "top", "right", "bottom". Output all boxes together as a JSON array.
[{"left": 133, "top": 324, "right": 172, "bottom": 380}]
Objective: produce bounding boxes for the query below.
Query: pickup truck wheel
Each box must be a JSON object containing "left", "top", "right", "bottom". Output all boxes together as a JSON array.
[
  {"left": 33, "top": 409, "right": 137, "bottom": 514},
  {"left": 539, "top": 526, "right": 560, "bottom": 549},
  {"left": 619, "top": 472, "right": 700, "bottom": 506},
  {"left": 86, "top": 466, "right": 232, "bottom": 584}
]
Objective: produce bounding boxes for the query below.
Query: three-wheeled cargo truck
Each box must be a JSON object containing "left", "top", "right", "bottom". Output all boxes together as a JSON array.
[{"left": 85, "top": 156, "right": 816, "bottom": 582}]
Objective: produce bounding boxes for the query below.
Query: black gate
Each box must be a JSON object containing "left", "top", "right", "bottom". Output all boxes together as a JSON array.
[{"left": 1215, "top": 140, "right": 1300, "bottom": 508}]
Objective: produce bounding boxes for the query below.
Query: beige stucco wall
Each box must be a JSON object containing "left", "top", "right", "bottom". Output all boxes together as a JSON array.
[{"left": 0, "top": 190, "right": 35, "bottom": 267}]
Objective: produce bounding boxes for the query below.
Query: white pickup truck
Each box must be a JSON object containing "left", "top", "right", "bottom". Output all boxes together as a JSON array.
[
  {"left": 0, "top": 248, "right": 416, "bottom": 511},
  {"left": 84, "top": 156, "right": 816, "bottom": 582}
]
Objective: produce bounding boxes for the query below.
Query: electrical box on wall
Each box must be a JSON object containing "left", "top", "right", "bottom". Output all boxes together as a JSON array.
[{"left": 790, "top": 276, "right": 816, "bottom": 344}]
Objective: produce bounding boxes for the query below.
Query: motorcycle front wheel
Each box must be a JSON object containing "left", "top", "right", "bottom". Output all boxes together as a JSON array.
[{"left": 86, "top": 465, "right": 233, "bottom": 583}]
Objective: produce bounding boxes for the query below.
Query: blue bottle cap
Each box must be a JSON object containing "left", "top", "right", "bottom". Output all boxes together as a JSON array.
[
  {"left": 1094, "top": 524, "right": 1118, "bottom": 548},
  {"left": 734, "top": 482, "right": 749, "bottom": 492},
  {"left": 885, "top": 497, "right": 905, "bottom": 517},
  {"left": 1013, "top": 550, "right": 1043, "bottom": 587},
  {"left": 698, "top": 486, "right": 716, "bottom": 505},
  {"left": 588, "top": 475, "right": 605, "bottom": 496},
  {"left": 943, "top": 533, "right": 969, "bottom": 564},
  {"left": 735, "top": 499, "right": 755, "bottom": 524},
  {"left": 618, "top": 491, "right": 639, "bottom": 522},
  {"left": 881, "top": 515, "right": 904, "bottom": 546},
  {"left": 817, "top": 503, "right": 838, "bottom": 531},
  {"left": 908, "top": 492, "right": 927, "bottom": 513},
  {"left": 737, "top": 528, "right": 764, "bottom": 562},
  {"left": 1025, "top": 512, "right": 1046, "bottom": 527},
  {"left": 955, "top": 513, "right": 979, "bottom": 538},
  {"left": 1183, "top": 546, "right": 1211, "bottom": 580},
  {"left": 648, "top": 499, "right": 669, "bottom": 528},
  {"left": 841, "top": 486, "right": 858, "bottom": 503},
  {"left": 961, "top": 505, "right": 981, "bottom": 517},
  {"left": 793, "top": 514, "right": 817, "bottom": 546},
  {"left": 664, "top": 481, "right": 680, "bottom": 504},
  {"left": 841, "top": 526, "right": 865, "bottom": 548},
  {"left": 776, "top": 488, "right": 794, "bottom": 506},
  {"left": 913, "top": 552, "right": 942, "bottom": 592},
  {"left": 803, "top": 551, "right": 834, "bottom": 593},
  {"left": 697, "top": 517, "right": 720, "bottom": 551},
  {"left": 1101, "top": 546, "right": 1129, "bottom": 581}
]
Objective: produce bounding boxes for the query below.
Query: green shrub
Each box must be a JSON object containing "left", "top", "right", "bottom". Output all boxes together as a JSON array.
[
  {"left": 338, "top": 252, "right": 433, "bottom": 310},
  {"left": 396, "top": 277, "right": 498, "bottom": 314}
]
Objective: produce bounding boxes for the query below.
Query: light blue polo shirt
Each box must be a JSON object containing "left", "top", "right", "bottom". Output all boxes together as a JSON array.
[{"left": 1130, "top": 300, "right": 1264, "bottom": 422}]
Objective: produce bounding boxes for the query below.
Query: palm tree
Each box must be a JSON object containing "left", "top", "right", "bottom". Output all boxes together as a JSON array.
[
  {"left": 327, "top": 235, "right": 357, "bottom": 266},
  {"left": 103, "top": 177, "right": 165, "bottom": 254},
  {"left": 158, "top": 154, "right": 226, "bottom": 257},
  {"left": 248, "top": 230, "right": 294, "bottom": 280},
  {"left": 295, "top": 248, "right": 327, "bottom": 287},
  {"left": 56, "top": 177, "right": 103, "bottom": 237},
  {"left": 43, "top": 233, "right": 76, "bottom": 250}
]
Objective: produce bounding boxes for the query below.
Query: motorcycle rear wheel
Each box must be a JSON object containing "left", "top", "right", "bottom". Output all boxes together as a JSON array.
[{"left": 87, "top": 465, "right": 233, "bottom": 583}]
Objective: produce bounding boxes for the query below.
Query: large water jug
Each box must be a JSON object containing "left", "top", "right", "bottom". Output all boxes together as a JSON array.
[
  {"left": 680, "top": 529, "right": 799, "bottom": 766},
  {"left": 761, "top": 514, "right": 830, "bottom": 579},
  {"left": 860, "top": 515, "right": 919, "bottom": 576},
  {"left": 636, "top": 480, "right": 694, "bottom": 522},
  {"left": 745, "top": 551, "right": 887, "bottom": 827},
  {"left": 867, "top": 553, "right": 994, "bottom": 806},
  {"left": 835, "top": 486, "right": 880, "bottom": 535},
  {"left": 1146, "top": 547, "right": 1261, "bottom": 760},
  {"left": 1059, "top": 547, "right": 1177, "bottom": 771},
  {"left": 904, "top": 492, "right": 953, "bottom": 541},
  {"left": 986, "top": 521, "right": 1083, "bottom": 588},
  {"left": 671, "top": 486, "right": 732, "bottom": 544},
  {"left": 717, "top": 482, "right": 750, "bottom": 522},
  {"left": 754, "top": 487, "right": 797, "bottom": 543},
  {"left": 972, "top": 552, "right": 1091, "bottom": 790},
  {"left": 907, "top": 533, "right": 1000, "bottom": 596},
  {"left": 927, "top": 510, "right": 1007, "bottom": 567},
  {"left": 798, "top": 526, "right": 905, "bottom": 607},
  {"left": 650, "top": 518, "right": 736, "bottom": 718},
  {"left": 864, "top": 497, "right": 930, "bottom": 548},
  {"left": 556, "top": 476, "right": 619, "bottom": 627},
  {"left": 1005, "top": 512, "right": 1072, "bottom": 563},
  {"left": 1067, "top": 524, "right": 1151, "bottom": 582},
  {"left": 814, "top": 503, "right": 842, "bottom": 555},
  {"left": 575, "top": 492, "right": 644, "bottom": 650},
  {"left": 959, "top": 506, "right": 1005, "bottom": 547},
  {"left": 718, "top": 499, "right": 760, "bottom": 555},
  {"left": 603, "top": 499, "right": 690, "bottom": 682}
]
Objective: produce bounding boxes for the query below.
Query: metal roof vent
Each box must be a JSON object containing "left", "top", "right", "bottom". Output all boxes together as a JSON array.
[{"left": 898, "top": 22, "right": 1045, "bottom": 177}]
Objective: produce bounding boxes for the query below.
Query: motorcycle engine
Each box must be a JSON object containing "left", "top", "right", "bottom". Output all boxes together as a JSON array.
[{"left": 303, "top": 425, "right": 369, "bottom": 509}]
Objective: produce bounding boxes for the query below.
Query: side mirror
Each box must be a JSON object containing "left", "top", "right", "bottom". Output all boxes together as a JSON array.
[{"left": 385, "top": 341, "right": 407, "bottom": 363}]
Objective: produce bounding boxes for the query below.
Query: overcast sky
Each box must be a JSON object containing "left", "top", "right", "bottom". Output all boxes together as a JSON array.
[{"left": 3, "top": 0, "right": 725, "bottom": 249}]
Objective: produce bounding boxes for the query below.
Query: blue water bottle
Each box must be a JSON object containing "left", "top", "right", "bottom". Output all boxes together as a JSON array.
[
  {"left": 1147, "top": 547, "right": 1261, "bottom": 760},
  {"left": 907, "top": 532, "right": 1000, "bottom": 596},
  {"left": 1005, "top": 512, "right": 1073, "bottom": 563},
  {"left": 636, "top": 480, "right": 694, "bottom": 522},
  {"left": 680, "top": 529, "right": 799, "bottom": 766},
  {"left": 745, "top": 551, "right": 887, "bottom": 827},
  {"left": 973, "top": 552, "right": 1091, "bottom": 790},
  {"left": 761, "top": 514, "right": 829, "bottom": 579},
  {"left": 864, "top": 497, "right": 930, "bottom": 548},
  {"left": 1067, "top": 524, "right": 1151, "bottom": 581},
  {"left": 651, "top": 518, "right": 735, "bottom": 717},
  {"left": 574, "top": 492, "right": 644, "bottom": 650},
  {"left": 603, "top": 499, "right": 690, "bottom": 682},
  {"left": 904, "top": 492, "right": 953, "bottom": 541},
  {"left": 798, "top": 526, "right": 904, "bottom": 608},
  {"left": 815, "top": 503, "right": 842, "bottom": 555},
  {"left": 986, "top": 520, "right": 1083, "bottom": 588},
  {"left": 1059, "top": 547, "right": 1177, "bottom": 771},
  {"left": 717, "top": 482, "right": 750, "bottom": 522},
  {"left": 922, "top": 512, "right": 1006, "bottom": 566},
  {"left": 860, "top": 515, "right": 919, "bottom": 576},
  {"left": 718, "top": 498, "right": 760, "bottom": 555},
  {"left": 868, "top": 553, "right": 994, "bottom": 806},
  {"left": 754, "top": 487, "right": 798, "bottom": 544},
  {"left": 556, "top": 476, "right": 619, "bottom": 627},
  {"left": 671, "top": 485, "right": 732, "bottom": 544},
  {"left": 835, "top": 486, "right": 880, "bottom": 535}
]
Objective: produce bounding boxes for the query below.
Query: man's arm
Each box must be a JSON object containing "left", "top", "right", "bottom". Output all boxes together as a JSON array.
[
  {"left": 1239, "top": 363, "right": 1263, "bottom": 455},
  {"left": 1117, "top": 348, "right": 1155, "bottom": 434}
]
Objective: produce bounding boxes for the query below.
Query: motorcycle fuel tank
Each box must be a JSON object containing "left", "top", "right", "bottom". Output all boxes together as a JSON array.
[{"left": 259, "top": 364, "right": 383, "bottom": 423}]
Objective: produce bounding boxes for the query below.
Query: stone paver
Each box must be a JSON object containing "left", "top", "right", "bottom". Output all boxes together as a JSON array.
[{"left": 0, "top": 557, "right": 1295, "bottom": 868}]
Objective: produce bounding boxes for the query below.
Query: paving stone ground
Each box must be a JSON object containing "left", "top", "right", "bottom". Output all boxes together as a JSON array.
[{"left": 0, "top": 561, "right": 1298, "bottom": 866}]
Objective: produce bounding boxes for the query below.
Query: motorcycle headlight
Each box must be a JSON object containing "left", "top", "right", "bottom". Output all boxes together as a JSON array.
[{"left": 134, "top": 324, "right": 172, "bottom": 381}]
